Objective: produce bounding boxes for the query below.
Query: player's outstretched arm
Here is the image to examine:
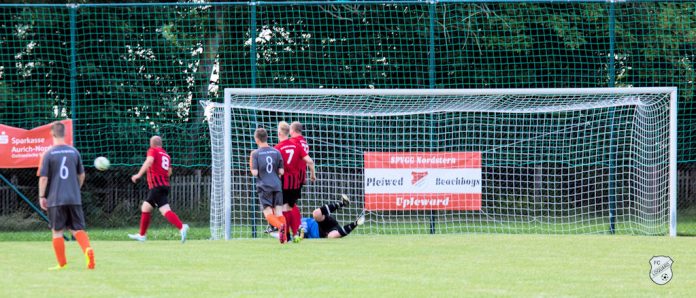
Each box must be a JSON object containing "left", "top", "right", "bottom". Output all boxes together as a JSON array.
[
  {"left": 131, "top": 156, "right": 154, "bottom": 183},
  {"left": 303, "top": 156, "right": 317, "bottom": 182}
]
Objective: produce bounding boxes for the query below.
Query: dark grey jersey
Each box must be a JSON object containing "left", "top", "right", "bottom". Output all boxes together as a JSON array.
[
  {"left": 39, "top": 145, "right": 84, "bottom": 207},
  {"left": 251, "top": 147, "right": 283, "bottom": 192}
]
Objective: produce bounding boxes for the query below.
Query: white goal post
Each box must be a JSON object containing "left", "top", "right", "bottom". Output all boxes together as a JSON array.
[{"left": 205, "top": 87, "right": 677, "bottom": 240}]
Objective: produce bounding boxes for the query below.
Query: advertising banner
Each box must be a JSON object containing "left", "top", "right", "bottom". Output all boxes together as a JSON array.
[
  {"left": 0, "top": 120, "right": 72, "bottom": 169},
  {"left": 364, "top": 152, "right": 482, "bottom": 211}
]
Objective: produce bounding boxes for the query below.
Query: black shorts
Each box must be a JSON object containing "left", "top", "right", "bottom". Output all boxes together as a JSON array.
[
  {"left": 48, "top": 205, "right": 86, "bottom": 231},
  {"left": 146, "top": 186, "right": 170, "bottom": 208},
  {"left": 258, "top": 188, "right": 282, "bottom": 208},
  {"left": 317, "top": 215, "right": 340, "bottom": 238},
  {"left": 282, "top": 188, "right": 302, "bottom": 207}
]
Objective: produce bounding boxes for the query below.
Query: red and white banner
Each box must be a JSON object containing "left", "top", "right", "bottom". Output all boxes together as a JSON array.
[
  {"left": 364, "top": 152, "right": 482, "bottom": 211},
  {"left": 0, "top": 120, "right": 72, "bottom": 169}
]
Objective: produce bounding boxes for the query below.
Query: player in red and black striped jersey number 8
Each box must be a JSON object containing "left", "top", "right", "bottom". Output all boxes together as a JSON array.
[{"left": 128, "top": 136, "right": 189, "bottom": 243}]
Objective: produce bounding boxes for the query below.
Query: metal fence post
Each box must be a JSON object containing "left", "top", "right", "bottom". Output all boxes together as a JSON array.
[
  {"left": 607, "top": 1, "right": 617, "bottom": 234},
  {"left": 429, "top": 0, "right": 437, "bottom": 234},
  {"left": 250, "top": 2, "right": 258, "bottom": 89},
  {"left": 428, "top": 0, "right": 436, "bottom": 89},
  {"left": 69, "top": 4, "right": 78, "bottom": 142},
  {"left": 249, "top": 2, "right": 259, "bottom": 238},
  {"left": 608, "top": 1, "right": 616, "bottom": 87}
]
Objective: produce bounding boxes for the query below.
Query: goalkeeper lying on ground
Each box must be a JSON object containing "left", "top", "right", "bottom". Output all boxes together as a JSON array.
[{"left": 271, "top": 195, "right": 365, "bottom": 240}]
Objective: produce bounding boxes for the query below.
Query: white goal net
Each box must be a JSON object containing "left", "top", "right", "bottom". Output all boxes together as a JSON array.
[{"left": 205, "top": 88, "right": 677, "bottom": 240}]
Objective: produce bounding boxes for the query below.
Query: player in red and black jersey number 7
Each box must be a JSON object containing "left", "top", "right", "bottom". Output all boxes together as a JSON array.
[
  {"left": 287, "top": 122, "right": 311, "bottom": 235},
  {"left": 128, "top": 136, "right": 189, "bottom": 243},
  {"left": 275, "top": 121, "right": 316, "bottom": 241}
]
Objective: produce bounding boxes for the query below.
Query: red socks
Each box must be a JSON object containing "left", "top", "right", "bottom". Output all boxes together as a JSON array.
[
  {"left": 282, "top": 207, "right": 303, "bottom": 236},
  {"left": 52, "top": 237, "right": 66, "bottom": 266},
  {"left": 291, "top": 205, "right": 302, "bottom": 235},
  {"left": 164, "top": 211, "right": 183, "bottom": 230},
  {"left": 282, "top": 211, "right": 293, "bottom": 234},
  {"left": 141, "top": 210, "right": 184, "bottom": 235},
  {"left": 139, "top": 212, "right": 152, "bottom": 236},
  {"left": 73, "top": 230, "right": 91, "bottom": 253}
]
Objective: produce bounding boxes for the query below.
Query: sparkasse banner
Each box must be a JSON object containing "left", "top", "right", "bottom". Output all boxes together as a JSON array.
[
  {"left": 0, "top": 120, "right": 72, "bottom": 169},
  {"left": 364, "top": 152, "right": 482, "bottom": 211}
]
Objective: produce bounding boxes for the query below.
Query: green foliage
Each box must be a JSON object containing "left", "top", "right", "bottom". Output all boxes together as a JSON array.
[
  {"left": 0, "top": 6, "right": 69, "bottom": 127},
  {"left": 75, "top": 5, "right": 214, "bottom": 165},
  {"left": 1, "top": 2, "right": 695, "bottom": 164}
]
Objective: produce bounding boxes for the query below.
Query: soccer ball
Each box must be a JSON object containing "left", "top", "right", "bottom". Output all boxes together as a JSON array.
[{"left": 94, "top": 156, "right": 110, "bottom": 171}]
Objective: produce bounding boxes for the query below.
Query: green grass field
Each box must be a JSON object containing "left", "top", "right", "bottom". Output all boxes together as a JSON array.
[{"left": 1, "top": 229, "right": 694, "bottom": 297}]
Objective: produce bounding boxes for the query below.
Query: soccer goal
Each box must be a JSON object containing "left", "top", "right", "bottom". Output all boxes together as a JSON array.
[{"left": 204, "top": 88, "right": 677, "bottom": 240}]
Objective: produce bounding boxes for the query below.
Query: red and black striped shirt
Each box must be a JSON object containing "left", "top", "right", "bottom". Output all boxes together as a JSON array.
[
  {"left": 290, "top": 135, "right": 310, "bottom": 185},
  {"left": 146, "top": 147, "right": 171, "bottom": 189},
  {"left": 274, "top": 139, "right": 308, "bottom": 190}
]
